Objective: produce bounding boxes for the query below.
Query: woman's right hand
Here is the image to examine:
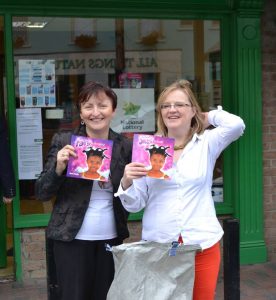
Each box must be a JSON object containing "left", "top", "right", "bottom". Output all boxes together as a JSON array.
[
  {"left": 56, "top": 145, "right": 77, "bottom": 176},
  {"left": 121, "top": 162, "right": 148, "bottom": 190}
]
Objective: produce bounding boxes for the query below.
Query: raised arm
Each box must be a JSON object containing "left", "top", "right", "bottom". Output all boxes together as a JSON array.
[{"left": 205, "top": 107, "right": 245, "bottom": 158}]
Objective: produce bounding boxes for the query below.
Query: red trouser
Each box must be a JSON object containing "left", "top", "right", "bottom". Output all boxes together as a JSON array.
[{"left": 193, "top": 242, "right": 221, "bottom": 300}]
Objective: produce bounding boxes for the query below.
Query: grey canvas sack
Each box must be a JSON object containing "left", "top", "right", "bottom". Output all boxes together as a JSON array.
[{"left": 107, "top": 241, "right": 201, "bottom": 300}]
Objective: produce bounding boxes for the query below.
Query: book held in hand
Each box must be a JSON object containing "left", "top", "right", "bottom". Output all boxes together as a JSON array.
[
  {"left": 132, "top": 134, "right": 175, "bottom": 179},
  {"left": 66, "top": 135, "right": 113, "bottom": 182}
]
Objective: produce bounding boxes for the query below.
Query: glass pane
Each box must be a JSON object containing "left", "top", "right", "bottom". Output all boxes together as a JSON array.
[{"left": 12, "top": 17, "right": 222, "bottom": 214}]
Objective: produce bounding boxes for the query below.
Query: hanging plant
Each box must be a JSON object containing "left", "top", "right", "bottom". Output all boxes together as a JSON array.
[
  {"left": 141, "top": 31, "right": 159, "bottom": 46},
  {"left": 13, "top": 36, "right": 25, "bottom": 48},
  {"left": 74, "top": 34, "right": 97, "bottom": 49}
]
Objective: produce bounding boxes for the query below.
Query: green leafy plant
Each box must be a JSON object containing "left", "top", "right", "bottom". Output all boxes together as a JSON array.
[{"left": 122, "top": 102, "right": 141, "bottom": 115}]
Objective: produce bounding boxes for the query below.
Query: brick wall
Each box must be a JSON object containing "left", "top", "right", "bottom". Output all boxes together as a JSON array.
[
  {"left": 20, "top": 223, "right": 143, "bottom": 280},
  {"left": 21, "top": 228, "right": 46, "bottom": 280},
  {"left": 261, "top": 0, "right": 276, "bottom": 261},
  {"left": 125, "top": 221, "right": 142, "bottom": 243}
]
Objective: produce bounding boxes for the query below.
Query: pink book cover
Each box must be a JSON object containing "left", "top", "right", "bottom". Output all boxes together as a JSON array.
[
  {"left": 66, "top": 135, "right": 113, "bottom": 182},
  {"left": 132, "top": 134, "right": 175, "bottom": 179},
  {"left": 119, "top": 73, "right": 142, "bottom": 88}
]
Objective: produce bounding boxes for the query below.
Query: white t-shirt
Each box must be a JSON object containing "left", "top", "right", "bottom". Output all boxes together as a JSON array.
[
  {"left": 115, "top": 108, "right": 245, "bottom": 249},
  {"left": 76, "top": 180, "right": 117, "bottom": 240}
]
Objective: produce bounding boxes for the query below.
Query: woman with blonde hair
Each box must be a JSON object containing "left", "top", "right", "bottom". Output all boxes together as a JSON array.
[{"left": 116, "top": 79, "right": 245, "bottom": 300}]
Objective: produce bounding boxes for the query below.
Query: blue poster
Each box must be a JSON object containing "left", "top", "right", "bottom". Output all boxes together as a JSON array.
[{"left": 18, "top": 59, "right": 56, "bottom": 108}]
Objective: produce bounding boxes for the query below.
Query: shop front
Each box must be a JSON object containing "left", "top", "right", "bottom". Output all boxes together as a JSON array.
[{"left": 0, "top": 0, "right": 266, "bottom": 281}]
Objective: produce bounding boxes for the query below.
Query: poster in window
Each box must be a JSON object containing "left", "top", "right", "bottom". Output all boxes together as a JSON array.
[
  {"left": 111, "top": 88, "right": 155, "bottom": 133},
  {"left": 119, "top": 73, "right": 142, "bottom": 88},
  {"left": 18, "top": 59, "right": 56, "bottom": 108},
  {"left": 16, "top": 108, "right": 43, "bottom": 179}
]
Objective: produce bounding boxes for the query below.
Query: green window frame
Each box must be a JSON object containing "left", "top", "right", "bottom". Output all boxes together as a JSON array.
[{"left": 0, "top": 1, "right": 266, "bottom": 281}]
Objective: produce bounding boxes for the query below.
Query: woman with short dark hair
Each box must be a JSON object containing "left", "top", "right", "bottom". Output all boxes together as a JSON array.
[{"left": 35, "top": 81, "right": 132, "bottom": 300}]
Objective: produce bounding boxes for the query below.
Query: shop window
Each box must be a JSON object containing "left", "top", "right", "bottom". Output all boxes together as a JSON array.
[
  {"left": 139, "top": 20, "right": 164, "bottom": 45},
  {"left": 72, "top": 18, "right": 98, "bottom": 49},
  {"left": 179, "top": 20, "right": 194, "bottom": 30},
  {"left": 12, "top": 17, "right": 222, "bottom": 215},
  {"left": 12, "top": 17, "right": 31, "bottom": 48}
]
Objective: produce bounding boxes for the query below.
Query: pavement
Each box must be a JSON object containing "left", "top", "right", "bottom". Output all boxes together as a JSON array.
[{"left": 0, "top": 261, "right": 276, "bottom": 299}]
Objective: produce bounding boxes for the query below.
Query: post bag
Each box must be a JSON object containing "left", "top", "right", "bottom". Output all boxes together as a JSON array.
[{"left": 107, "top": 241, "right": 201, "bottom": 300}]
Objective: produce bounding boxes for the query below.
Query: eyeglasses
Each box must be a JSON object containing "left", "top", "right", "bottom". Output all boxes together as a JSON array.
[{"left": 160, "top": 102, "right": 192, "bottom": 111}]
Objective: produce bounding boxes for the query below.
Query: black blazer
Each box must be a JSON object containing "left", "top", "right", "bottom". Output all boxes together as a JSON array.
[
  {"left": 0, "top": 117, "right": 16, "bottom": 198},
  {"left": 35, "top": 126, "right": 132, "bottom": 241}
]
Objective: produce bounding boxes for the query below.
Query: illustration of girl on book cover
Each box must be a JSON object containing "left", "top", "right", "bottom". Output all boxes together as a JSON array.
[
  {"left": 66, "top": 135, "right": 113, "bottom": 182},
  {"left": 132, "top": 134, "right": 174, "bottom": 179},
  {"left": 81, "top": 147, "right": 109, "bottom": 180},
  {"left": 146, "top": 144, "right": 172, "bottom": 179}
]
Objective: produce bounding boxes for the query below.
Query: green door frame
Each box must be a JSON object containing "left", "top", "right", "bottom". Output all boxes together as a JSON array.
[
  {"left": 0, "top": 0, "right": 266, "bottom": 281},
  {"left": 233, "top": 7, "right": 267, "bottom": 263},
  {"left": 0, "top": 13, "right": 9, "bottom": 267}
]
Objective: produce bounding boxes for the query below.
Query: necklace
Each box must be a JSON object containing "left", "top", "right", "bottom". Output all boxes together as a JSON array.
[
  {"left": 174, "top": 144, "right": 185, "bottom": 151},
  {"left": 173, "top": 132, "right": 193, "bottom": 151}
]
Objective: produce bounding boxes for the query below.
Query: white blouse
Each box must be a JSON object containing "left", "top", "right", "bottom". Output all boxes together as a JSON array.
[
  {"left": 115, "top": 108, "right": 245, "bottom": 249},
  {"left": 76, "top": 180, "right": 117, "bottom": 240}
]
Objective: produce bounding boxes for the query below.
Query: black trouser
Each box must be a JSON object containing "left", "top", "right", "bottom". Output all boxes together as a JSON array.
[{"left": 53, "top": 238, "right": 121, "bottom": 300}]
